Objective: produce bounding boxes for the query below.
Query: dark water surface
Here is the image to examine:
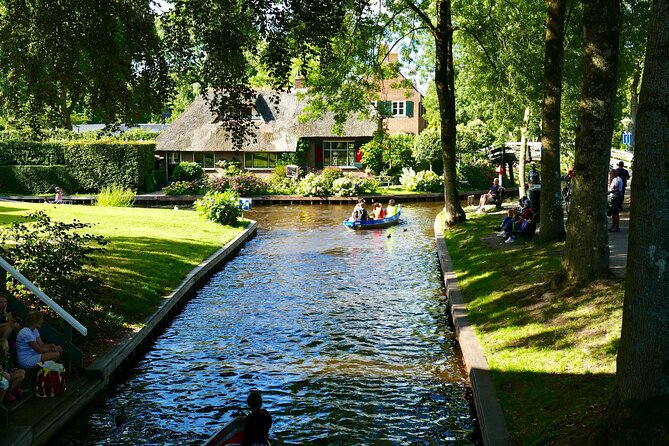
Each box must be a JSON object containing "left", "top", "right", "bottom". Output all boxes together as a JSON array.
[{"left": 56, "top": 203, "right": 476, "bottom": 445}]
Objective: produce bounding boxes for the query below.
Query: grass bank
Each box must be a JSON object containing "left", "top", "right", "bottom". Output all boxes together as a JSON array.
[
  {"left": 441, "top": 207, "right": 623, "bottom": 445},
  {"left": 0, "top": 201, "right": 246, "bottom": 362}
]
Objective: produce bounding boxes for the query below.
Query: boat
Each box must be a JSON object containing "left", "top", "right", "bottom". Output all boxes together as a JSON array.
[
  {"left": 343, "top": 205, "right": 401, "bottom": 230},
  {"left": 204, "top": 415, "right": 246, "bottom": 446}
]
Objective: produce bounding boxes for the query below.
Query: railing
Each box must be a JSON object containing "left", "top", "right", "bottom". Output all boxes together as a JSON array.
[{"left": 0, "top": 256, "right": 87, "bottom": 336}]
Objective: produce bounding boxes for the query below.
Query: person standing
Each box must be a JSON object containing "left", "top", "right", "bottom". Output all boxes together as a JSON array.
[
  {"left": 616, "top": 161, "right": 630, "bottom": 203},
  {"left": 54, "top": 187, "right": 63, "bottom": 204},
  {"left": 608, "top": 169, "right": 623, "bottom": 232}
]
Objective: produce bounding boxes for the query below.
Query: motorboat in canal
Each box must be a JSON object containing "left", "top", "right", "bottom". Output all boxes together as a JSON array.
[
  {"left": 204, "top": 415, "right": 245, "bottom": 446},
  {"left": 343, "top": 205, "right": 401, "bottom": 230}
]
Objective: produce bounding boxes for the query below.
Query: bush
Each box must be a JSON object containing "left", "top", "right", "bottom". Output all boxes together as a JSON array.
[
  {"left": 400, "top": 168, "right": 443, "bottom": 192},
  {"left": 0, "top": 211, "right": 107, "bottom": 325},
  {"left": 331, "top": 176, "right": 358, "bottom": 197},
  {"left": 194, "top": 190, "right": 241, "bottom": 225},
  {"left": 0, "top": 165, "right": 78, "bottom": 195},
  {"left": 163, "top": 181, "right": 207, "bottom": 195},
  {"left": 215, "top": 160, "right": 244, "bottom": 177},
  {"left": 172, "top": 161, "right": 205, "bottom": 182},
  {"left": 211, "top": 174, "right": 267, "bottom": 196},
  {"left": 457, "top": 161, "right": 494, "bottom": 191},
  {"left": 357, "top": 176, "right": 380, "bottom": 194},
  {"left": 95, "top": 184, "right": 136, "bottom": 207},
  {"left": 64, "top": 140, "right": 155, "bottom": 192},
  {"left": 297, "top": 172, "right": 329, "bottom": 196},
  {"left": 0, "top": 140, "right": 65, "bottom": 166},
  {"left": 320, "top": 167, "right": 344, "bottom": 189}
]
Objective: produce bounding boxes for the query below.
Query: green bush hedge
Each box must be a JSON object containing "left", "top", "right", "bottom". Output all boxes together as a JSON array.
[
  {"left": 0, "top": 165, "right": 78, "bottom": 195},
  {"left": 0, "top": 140, "right": 65, "bottom": 166},
  {"left": 64, "top": 140, "right": 155, "bottom": 192}
]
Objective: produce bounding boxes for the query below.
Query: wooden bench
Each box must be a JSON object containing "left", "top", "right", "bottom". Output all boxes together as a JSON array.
[{"left": 373, "top": 175, "right": 392, "bottom": 187}]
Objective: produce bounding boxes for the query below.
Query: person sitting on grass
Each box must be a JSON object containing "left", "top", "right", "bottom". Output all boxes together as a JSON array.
[
  {"left": 476, "top": 178, "right": 505, "bottom": 212},
  {"left": 495, "top": 209, "right": 517, "bottom": 239},
  {"left": 16, "top": 310, "right": 63, "bottom": 369}
]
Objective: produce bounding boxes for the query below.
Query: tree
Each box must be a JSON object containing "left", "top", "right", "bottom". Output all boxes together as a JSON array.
[
  {"left": 0, "top": 0, "right": 169, "bottom": 130},
  {"left": 538, "top": 0, "right": 568, "bottom": 241},
  {"left": 561, "top": 0, "right": 621, "bottom": 282},
  {"left": 414, "top": 126, "right": 442, "bottom": 171},
  {"left": 596, "top": 0, "right": 669, "bottom": 442}
]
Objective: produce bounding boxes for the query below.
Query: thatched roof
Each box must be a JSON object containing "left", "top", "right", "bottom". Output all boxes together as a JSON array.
[{"left": 156, "top": 90, "right": 377, "bottom": 152}]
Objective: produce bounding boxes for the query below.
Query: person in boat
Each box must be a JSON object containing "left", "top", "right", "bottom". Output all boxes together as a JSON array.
[
  {"left": 348, "top": 210, "right": 360, "bottom": 222},
  {"left": 373, "top": 202, "right": 386, "bottom": 220},
  {"left": 242, "top": 390, "right": 272, "bottom": 446},
  {"left": 352, "top": 198, "right": 369, "bottom": 221},
  {"left": 386, "top": 199, "right": 397, "bottom": 217}
]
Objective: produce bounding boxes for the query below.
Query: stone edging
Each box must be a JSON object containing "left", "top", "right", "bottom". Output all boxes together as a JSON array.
[{"left": 434, "top": 217, "right": 510, "bottom": 446}]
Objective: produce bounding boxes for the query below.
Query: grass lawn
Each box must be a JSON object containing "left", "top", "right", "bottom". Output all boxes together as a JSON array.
[
  {"left": 0, "top": 201, "right": 246, "bottom": 362},
  {"left": 441, "top": 205, "right": 623, "bottom": 445}
]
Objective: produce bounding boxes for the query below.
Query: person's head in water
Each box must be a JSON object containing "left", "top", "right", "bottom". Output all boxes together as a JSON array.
[{"left": 247, "top": 391, "right": 263, "bottom": 411}]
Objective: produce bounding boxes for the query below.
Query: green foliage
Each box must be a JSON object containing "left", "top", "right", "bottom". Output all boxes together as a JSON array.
[
  {"left": 456, "top": 120, "right": 495, "bottom": 164},
  {"left": 194, "top": 190, "right": 241, "bottom": 225},
  {"left": 0, "top": 1, "right": 170, "bottom": 130},
  {"left": 297, "top": 172, "right": 329, "bottom": 196},
  {"left": 95, "top": 184, "right": 136, "bottom": 207},
  {"left": 172, "top": 161, "right": 205, "bottom": 182},
  {"left": 457, "top": 161, "right": 495, "bottom": 191},
  {"left": 413, "top": 127, "right": 442, "bottom": 170},
  {"left": 266, "top": 166, "right": 298, "bottom": 194},
  {"left": 162, "top": 181, "right": 207, "bottom": 195},
  {"left": 320, "top": 167, "right": 344, "bottom": 189},
  {"left": 0, "top": 140, "right": 65, "bottom": 165},
  {"left": 359, "top": 138, "right": 385, "bottom": 175},
  {"left": 0, "top": 165, "right": 78, "bottom": 195},
  {"left": 0, "top": 211, "right": 107, "bottom": 325},
  {"left": 215, "top": 160, "right": 243, "bottom": 177},
  {"left": 331, "top": 175, "right": 379, "bottom": 196},
  {"left": 399, "top": 168, "right": 443, "bottom": 192},
  {"left": 64, "top": 141, "right": 155, "bottom": 192}
]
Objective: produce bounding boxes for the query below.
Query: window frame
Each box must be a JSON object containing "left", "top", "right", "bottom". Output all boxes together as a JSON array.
[
  {"left": 323, "top": 140, "right": 356, "bottom": 168},
  {"left": 391, "top": 101, "right": 405, "bottom": 117},
  {"left": 244, "top": 152, "right": 279, "bottom": 169}
]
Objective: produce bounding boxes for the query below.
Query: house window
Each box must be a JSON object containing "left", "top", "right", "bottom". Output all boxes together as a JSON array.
[
  {"left": 204, "top": 152, "right": 215, "bottom": 169},
  {"left": 244, "top": 152, "right": 278, "bottom": 169},
  {"left": 167, "top": 152, "right": 181, "bottom": 164},
  {"left": 392, "top": 101, "right": 405, "bottom": 116},
  {"left": 323, "top": 141, "right": 356, "bottom": 167}
]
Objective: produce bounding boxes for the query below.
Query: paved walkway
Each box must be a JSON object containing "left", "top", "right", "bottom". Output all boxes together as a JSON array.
[{"left": 608, "top": 203, "right": 629, "bottom": 278}]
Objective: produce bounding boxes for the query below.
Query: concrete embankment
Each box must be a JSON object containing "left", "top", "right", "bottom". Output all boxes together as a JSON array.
[
  {"left": 434, "top": 217, "right": 510, "bottom": 446},
  {"left": 1, "top": 222, "right": 257, "bottom": 446}
]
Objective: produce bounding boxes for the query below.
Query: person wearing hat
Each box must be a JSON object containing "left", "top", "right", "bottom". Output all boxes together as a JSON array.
[{"left": 616, "top": 161, "right": 630, "bottom": 203}]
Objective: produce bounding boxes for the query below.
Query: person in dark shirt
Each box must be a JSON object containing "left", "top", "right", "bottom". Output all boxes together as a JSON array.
[
  {"left": 616, "top": 161, "right": 630, "bottom": 202},
  {"left": 242, "top": 391, "right": 272, "bottom": 446}
]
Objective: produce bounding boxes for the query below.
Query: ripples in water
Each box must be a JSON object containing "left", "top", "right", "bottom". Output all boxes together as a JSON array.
[{"left": 55, "top": 203, "right": 477, "bottom": 445}]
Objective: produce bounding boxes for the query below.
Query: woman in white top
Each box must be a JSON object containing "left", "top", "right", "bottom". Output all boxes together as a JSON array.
[{"left": 16, "top": 310, "right": 63, "bottom": 369}]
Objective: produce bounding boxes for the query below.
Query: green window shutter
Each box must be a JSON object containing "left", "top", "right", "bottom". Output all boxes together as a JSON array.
[{"left": 406, "top": 101, "right": 414, "bottom": 117}]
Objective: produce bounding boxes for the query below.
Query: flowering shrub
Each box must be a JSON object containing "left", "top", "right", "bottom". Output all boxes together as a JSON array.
[
  {"left": 163, "top": 180, "right": 207, "bottom": 195},
  {"left": 194, "top": 190, "right": 241, "bottom": 225},
  {"left": 215, "top": 160, "right": 243, "bottom": 177},
  {"left": 357, "top": 177, "right": 379, "bottom": 194},
  {"left": 321, "top": 167, "right": 344, "bottom": 189},
  {"left": 211, "top": 174, "right": 267, "bottom": 196},
  {"left": 172, "top": 162, "right": 204, "bottom": 182},
  {"left": 400, "top": 168, "right": 443, "bottom": 192},
  {"left": 332, "top": 176, "right": 357, "bottom": 196},
  {"left": 297, "top": 172, "right": 329, "bottom": 196}
]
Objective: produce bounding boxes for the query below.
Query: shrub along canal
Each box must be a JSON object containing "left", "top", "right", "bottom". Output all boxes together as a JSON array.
[{"left": 55, "top": 202, "right": 477, "bottom": 445}]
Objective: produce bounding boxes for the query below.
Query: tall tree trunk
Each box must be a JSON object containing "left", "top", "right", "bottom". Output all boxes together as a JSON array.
[
  {"left": 519, "top": 107, "right": 530, "bottom": 198},
  {"left": 596, "top": 1, "right": 669, "bottom": 442},
  {"left": 539, "top": 0, "right": 567, "bottom": 241},
  {"left": 435, "top": 0, "right": 466, "bottom": 226},
  {"left": 561, "top": 0, "right": 620, "bottom": 282}
]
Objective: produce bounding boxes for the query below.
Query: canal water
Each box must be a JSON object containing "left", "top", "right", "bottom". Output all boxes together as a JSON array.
[{"left": 56, "top": 202, "right": 477, "bottom": 445}]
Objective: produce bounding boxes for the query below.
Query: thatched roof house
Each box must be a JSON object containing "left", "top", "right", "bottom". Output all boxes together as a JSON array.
[{"left": 155, "top": 89, "right": 378, "bottom": 179}]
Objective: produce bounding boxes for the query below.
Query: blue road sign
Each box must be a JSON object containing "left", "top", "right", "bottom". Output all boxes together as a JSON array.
[
  {"left": 622, "top": 132, "right": 631, "bottom": 145},
  {"left": 239, "top": 198, "right": 252, "bottom": 211}
]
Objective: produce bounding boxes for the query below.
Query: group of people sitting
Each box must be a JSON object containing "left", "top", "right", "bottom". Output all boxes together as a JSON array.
[
  {"left": 493, "top": 196, "right": 536, "bottom": 244},
  {"left": 349, "top": 198, "right": 397, "bottom": 221},
  {"left": 1, "top": 291, "right": 64, "bottom": 404}
]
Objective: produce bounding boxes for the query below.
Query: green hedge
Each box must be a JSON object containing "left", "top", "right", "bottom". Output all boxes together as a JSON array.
[
  {"left": 0, "top": 165, "right": 78, "bottom": 195},
  {"left": 64, "top": 141, "right": 155, "bottom": 192},
  {"left": 0, "top": 140, "right": 65, "bottom": 166}
]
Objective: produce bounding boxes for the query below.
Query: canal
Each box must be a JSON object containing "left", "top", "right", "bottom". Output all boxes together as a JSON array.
[{"left": 56, "top": 202, "right": 477, "bottom": 445}]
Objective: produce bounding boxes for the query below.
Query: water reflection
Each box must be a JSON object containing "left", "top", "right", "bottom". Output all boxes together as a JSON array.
[{"left": 56, "top": 203, "right": 476, "bottom": 445}]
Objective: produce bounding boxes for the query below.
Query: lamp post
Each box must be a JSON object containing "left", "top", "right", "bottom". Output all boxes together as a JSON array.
[{"left": 621, "top": 117, "right": 632, "bottom": 151}]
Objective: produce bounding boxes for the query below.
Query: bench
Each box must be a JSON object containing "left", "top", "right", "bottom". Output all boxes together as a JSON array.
[{"left": 373, "top": 175, "right": 392, "bottom": 187}]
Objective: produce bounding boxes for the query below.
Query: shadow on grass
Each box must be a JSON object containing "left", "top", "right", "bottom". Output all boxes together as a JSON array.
[
  {"left": 491, "top": 369, "right": 615, "bottom": 445},
  {"left": 92, "top": 235, "right": 229, "bottom": 323}
]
